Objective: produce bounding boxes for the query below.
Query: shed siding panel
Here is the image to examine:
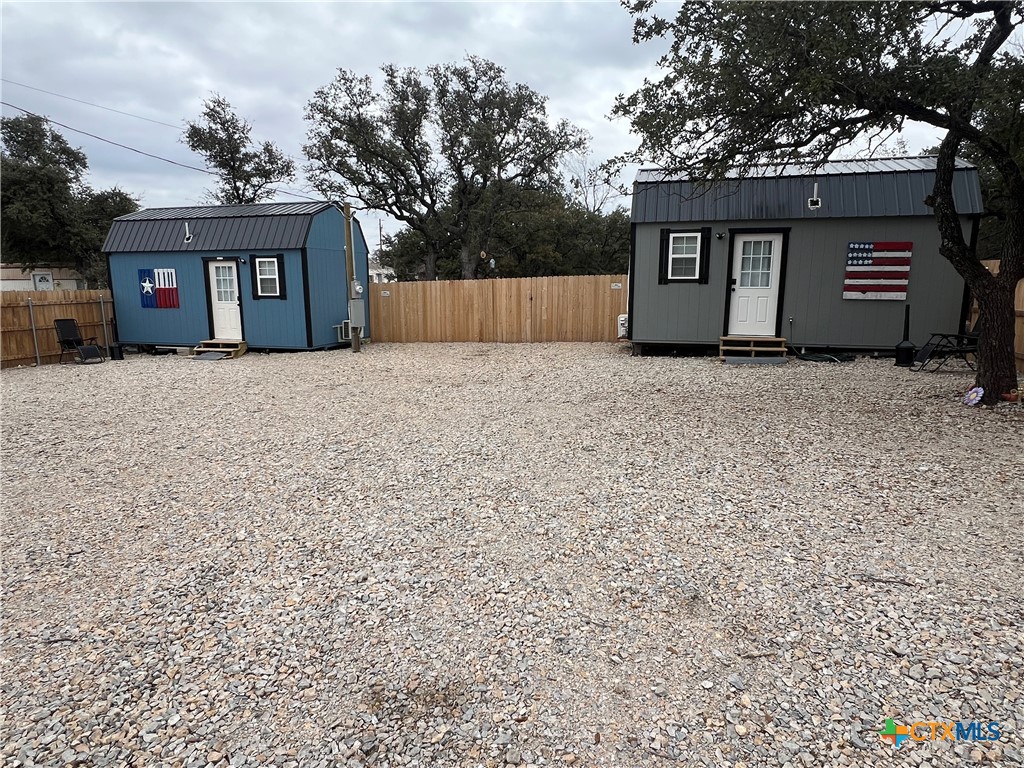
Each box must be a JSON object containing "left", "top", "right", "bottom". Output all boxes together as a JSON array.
[
  {"left": 109, "top": 252, "right": 213, "bottom": 345},
  {"left": 303, "top": 207, "right": 362, "bottom": 347},
  {"left": 305, "top": 208, "right": 348, "bottom": 348},
  {"left": 631, "top": 217, "right": 969, "bottom": 348},
  {"left": 238, "top": 250, "right": 308, "bottom": 348}
]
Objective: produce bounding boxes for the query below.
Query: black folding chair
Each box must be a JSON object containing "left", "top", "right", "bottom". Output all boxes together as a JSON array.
[
  {"left": 910, "top": 327, "right": 978, "bottom": 373},
  {"left": 54, "top": 318, "right": 105, "bottom": 365}
]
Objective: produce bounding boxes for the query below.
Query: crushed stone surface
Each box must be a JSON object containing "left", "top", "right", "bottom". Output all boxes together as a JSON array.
[{"left": 2, "top": 343, "right": 1021, "bottom": 767}]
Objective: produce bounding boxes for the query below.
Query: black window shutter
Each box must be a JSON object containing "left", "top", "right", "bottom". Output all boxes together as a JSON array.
[
  {"left": 699, "top": 227, "right": 712, "bottom": 284},
  {"left": 250, "top": 256, "right": 260, "bottom": 300},
  {"left": 658, "top": 229, "right": 669, "bottom": 284},
  {"left": 275, "top": 254, "right": 287, "bottom": 300}
]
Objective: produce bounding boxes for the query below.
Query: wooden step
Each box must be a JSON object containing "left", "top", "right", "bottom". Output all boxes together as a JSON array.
[
  {"left": 719, "top": 335, "right": 788, "bottom": 359},
  {"left": 193, "top": 339, "right": 248, "bottom": 359}
]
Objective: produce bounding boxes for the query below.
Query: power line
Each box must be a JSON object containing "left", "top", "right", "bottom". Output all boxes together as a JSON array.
[
  {"left": 1, "top": 78, "right": 182, "bottom": 130},
  {"left": 0, "top": 101, "right": 321, "bottom": 202},
  {"left": 2, "top": 100, "right": 215, "bottom": 174}
]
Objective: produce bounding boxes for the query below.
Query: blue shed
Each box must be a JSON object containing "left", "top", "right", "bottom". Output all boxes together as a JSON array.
[{"left": 102, "top": 202, "right": 369, "bottom": 350}]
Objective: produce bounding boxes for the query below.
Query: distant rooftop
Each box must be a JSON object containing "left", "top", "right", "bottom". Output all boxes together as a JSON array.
[
  {"left": 634, "top": 156, "right": 975, "bottom": 185},
  {"left": 114, "top": 201, "right": 333, "bottom": 222}
]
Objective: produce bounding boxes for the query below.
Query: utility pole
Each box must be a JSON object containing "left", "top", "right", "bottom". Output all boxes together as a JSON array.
[{"left": 343, "top": 202, "right": 362, "bottom": 353}]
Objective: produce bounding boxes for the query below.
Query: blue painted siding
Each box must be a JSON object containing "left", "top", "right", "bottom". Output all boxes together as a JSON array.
[
  {"left": 305, "top": 207, "right": 348, "bottom": 347},
  {"left": 110, "top": 249, "right": 310, "bottom": 347},
  {"left": 237, "top": 250, "right": 307, "bottom": 348},
  {"left": 304, "top": 207, "right": 370, "bottom": 345},
  {"left": 109, "top": 252, "right": 211, "bottom": 344},
  {"left": 108, "top": 206, "right": 365, "bottom": 349}
]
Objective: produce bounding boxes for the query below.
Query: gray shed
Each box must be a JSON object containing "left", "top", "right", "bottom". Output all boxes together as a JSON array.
[{"left": 627, "top": 156, "right": 983, "bottom": 354}]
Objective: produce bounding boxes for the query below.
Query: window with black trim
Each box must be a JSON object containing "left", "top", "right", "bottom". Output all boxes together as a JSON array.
[
  {"left": 658, "top": 227, "right": 711, "bottom": 284},
  {"left": 251, "top": 254, "right": 287, "bottom": 300}
]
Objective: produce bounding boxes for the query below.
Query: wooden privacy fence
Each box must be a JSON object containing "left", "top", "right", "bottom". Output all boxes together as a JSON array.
[
  {"left": 1, "top": 290, "right": 113, "bottom": 368},
  {"left": 368, "top": 274, "right": 628, "bottom": 343}
]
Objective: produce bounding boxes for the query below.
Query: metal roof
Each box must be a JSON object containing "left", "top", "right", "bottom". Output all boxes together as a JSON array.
[
  {"left": 632, "top": 156, "right": 984, "bottom": 222},
  {"left": 103, "top": 202, "right": 335, "bottom": 253}
]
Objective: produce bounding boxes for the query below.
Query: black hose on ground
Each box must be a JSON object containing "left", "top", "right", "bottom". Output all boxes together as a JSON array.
[{"left": 787, "top": 346, "right": 857, "bottom": 363}]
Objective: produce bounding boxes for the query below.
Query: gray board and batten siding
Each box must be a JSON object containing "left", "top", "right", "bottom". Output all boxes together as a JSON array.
[{"left": 629, "top": 157, "right": 984, "bottom": 350}]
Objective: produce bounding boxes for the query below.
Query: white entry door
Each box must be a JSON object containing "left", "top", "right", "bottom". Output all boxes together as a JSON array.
[
  {"left": 728, "top": 234, "right": 783, "bottom": 336},
  {"left": 208, "top": 261, "right": 243, "bottom": 340}
]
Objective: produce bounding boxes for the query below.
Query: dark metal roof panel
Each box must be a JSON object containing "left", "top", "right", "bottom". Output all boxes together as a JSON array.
[
  {"left": 103, "top": 210, "right": 322, "bottom": 253},
  {"left": 114, "top": 201, "right": 331, "bottom": 221},
  {"left": 631, "top": 157, "right": 983, "bottom": 223}
]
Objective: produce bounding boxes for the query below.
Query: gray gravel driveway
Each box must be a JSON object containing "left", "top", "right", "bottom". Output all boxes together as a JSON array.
[{"left": 2, "top": 343, "right": 1021, "bottom": 767}]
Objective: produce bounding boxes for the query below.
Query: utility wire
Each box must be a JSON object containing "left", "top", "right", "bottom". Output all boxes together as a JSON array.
[
  {"left": 2, "top": 100, "right": 215, "bottom": 174},
  {"left": 1, "top": 101, "right": 321, "bottom": 202},
  {"left": 2, "top": 78, "right": 182, "bottom": 130}
]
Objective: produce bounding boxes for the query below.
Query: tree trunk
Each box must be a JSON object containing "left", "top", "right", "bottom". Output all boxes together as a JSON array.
[
  {"left": 423, "top": 249, "right": 438, "bottom": 281},
  {"left": 972, "top": 281, "right": 1018, "bottom": 398},
  {"left": 931, "top": 131, "right": 1021, "bottom": 403},
  {"left": 460, "top": 245, "right": 478, "bottom": 280}
]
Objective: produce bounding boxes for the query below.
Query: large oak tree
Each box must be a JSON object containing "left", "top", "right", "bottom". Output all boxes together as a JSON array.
[
  {"left": 1, "top": 114, "right": 138, "bottom": 286},
  {"left": 615, "top": 0, "right": 1023, "bottom": 402},
  {"left": 304, "top": 56, "right": 587, "bottom": 280},
  {"left": 183, "top": 94, "right": 296, "bottom": 205}
]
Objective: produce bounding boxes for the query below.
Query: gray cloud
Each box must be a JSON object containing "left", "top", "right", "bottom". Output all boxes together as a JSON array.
[{"left": 2, "top": 0, "right": 941, "bottom": 231}]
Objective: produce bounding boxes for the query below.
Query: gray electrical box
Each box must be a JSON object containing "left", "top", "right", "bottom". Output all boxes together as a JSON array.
[{"left": 348, "top": 298, "right": 366, "bottom": 328}]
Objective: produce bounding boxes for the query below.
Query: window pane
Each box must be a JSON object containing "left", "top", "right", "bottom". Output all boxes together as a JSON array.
[
  {"left": 763, "top": 241, "right": 773, "bottom": 256},
  {"left": 740, "top": 273, "right": 751, "bottom": 287},
  {"left": 256, "top": 259, "right": 280, "bottom": 295},
  {"left": 742, "top": 241, "right": 753, "bottom": 256},
  {"left": 670, "top": 256, "right": 696, "bottom": 278},
  {"left": 671, "top": 234, "right": 699, "bottom": 255},
  {"left": 741, "top": 256, "right": 752, "bottom": 271}
]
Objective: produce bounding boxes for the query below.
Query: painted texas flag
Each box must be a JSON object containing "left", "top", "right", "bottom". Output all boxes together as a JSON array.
[
  {"left": 139, "top": 268, "right": 180, "bottom": 309},
  {"left": 843, "top": 241, "right": 912, "bottom": 301}
]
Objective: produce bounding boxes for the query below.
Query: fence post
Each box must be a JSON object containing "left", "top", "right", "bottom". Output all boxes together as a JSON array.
[
  {"left": 99, "top": 295, "right": 110, "bottom": 352},
  {"left": 27, "top": 297, "right": 41, "bottom": 367}
]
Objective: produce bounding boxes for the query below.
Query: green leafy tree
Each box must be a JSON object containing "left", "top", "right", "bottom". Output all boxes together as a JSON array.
[
  {"left": 184, "top": 94, "right": 296, "bottom": 205},
  {"left": 304, "top": 56, "right": 587, "bottom": 280},
  {"left": 1, "top": 114, "right": 138, "bottom": 285},
  {"left": 378, "top": 183, "right": 629, "bottom": 280},
  {"left": 615, "top": 0, "right": 1023, "bottom": 402},
  {"left": 78, "top": 187, "right": 140, "bottom": 286}
]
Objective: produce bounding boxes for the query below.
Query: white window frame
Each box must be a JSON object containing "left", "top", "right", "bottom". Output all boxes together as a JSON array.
[
  {"left": 667, "top": 232, "right": 702, "bottom": 281},
  {"left": 255, "top": 257, "right": 280, "bottom": 297}
]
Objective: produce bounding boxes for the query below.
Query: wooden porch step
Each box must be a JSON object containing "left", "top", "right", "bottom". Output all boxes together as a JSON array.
[
  {"left": 193, "top": 339, "right": 248, "bottom": 359},
  {"left": 719, "top": 335, "right": 788, "bottom": 359}
]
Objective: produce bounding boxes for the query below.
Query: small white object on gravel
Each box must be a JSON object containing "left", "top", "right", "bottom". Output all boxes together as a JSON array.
[{"left": 2, "top": 344, "right": 1021, "bottom": 767}]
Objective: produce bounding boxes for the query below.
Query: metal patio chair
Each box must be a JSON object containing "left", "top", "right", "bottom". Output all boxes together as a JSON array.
[
  {"left": 910, "top": 324, "right": 979, "bottom": 373},
  {"left": 54, "top": 318, "right": 105, "bottom": 365}
]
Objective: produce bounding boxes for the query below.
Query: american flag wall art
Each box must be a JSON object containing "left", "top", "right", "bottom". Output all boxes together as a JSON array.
[{"left": 843, "top": 241, "right": 912, "bottom": 301}]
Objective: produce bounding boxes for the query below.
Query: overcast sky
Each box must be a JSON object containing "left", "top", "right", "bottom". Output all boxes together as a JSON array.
[{"left": 2, "top": 1, "right": 943, "bottom": 244}]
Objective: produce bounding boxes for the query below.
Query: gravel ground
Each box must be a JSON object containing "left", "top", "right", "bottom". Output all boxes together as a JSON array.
[{"left": 1, "top": 343, "right": 1022, "bottom": 768}]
